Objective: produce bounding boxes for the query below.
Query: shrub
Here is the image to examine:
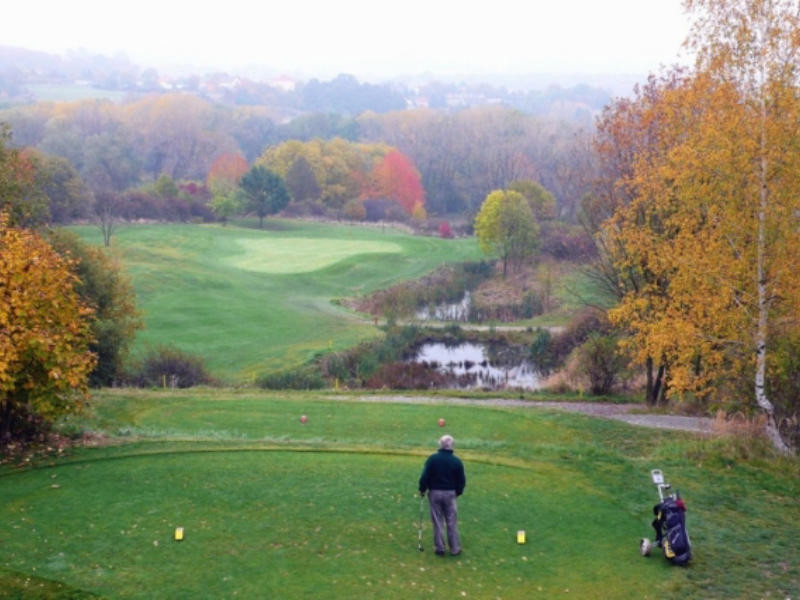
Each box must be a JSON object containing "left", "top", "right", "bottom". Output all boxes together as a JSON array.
[
  {"left": 281, "top": 200, "right": 326, "bottom": 218},
  {"left": 343, "top": 198, "right": 366, "bottom": 221},
  {"left": 529, "top": 328, "right": 553, "bottom": 371},
  {"left": 442, "top": 323, "right": 464, "bottom": 340},
  {"left": 320, "top": 352, "right": 353, "bottom": 383},
  {"left": 365, "top": 362, "right": 450, "bottom": 389},
  {"left": 355, "top": 353, "right": 380, "bottom": 380},
  {"left": 767, "top": 332, "right": 800, "bottom": 449},
  {"left": 318, "top": 325, "right": 423, "bottom": 385},
  {"left": 540, "top": 221, "right": 596, "bottom": 260},
  {"left": 117, "top": 187, "right": 214, "bottom": 223},
  {"left": 521, "top": 292, "right": 544, "bottom": 318},
  {"left": 438, "top": 221, "right": 454, "bottom": 238},
  {"left": 363, "top": 198, "right": 392, "bottom": 221},
  {"left": 548, "top": 309, "right": 611, "bottom": 365},
  {"left": 377, "top": 287, "right": 416, "bottom": 324},
  {"left": 575, "top": 333, "right": 626, "bottom": 395},
  {"left": 257, "top": 368, "right": 326, "bottom": 390},
  {"left": 126, "top": 346, "right": 213, "bottom": 388}
]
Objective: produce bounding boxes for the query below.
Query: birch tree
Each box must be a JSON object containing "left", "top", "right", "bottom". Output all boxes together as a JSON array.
[{"left": 685, "top": 0, "right": 800, "bottom": 453}]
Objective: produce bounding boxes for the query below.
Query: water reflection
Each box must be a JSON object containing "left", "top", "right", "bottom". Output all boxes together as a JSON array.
[
  {"left": 409, "top": 342, "right": 540, "bottom": 390},
  {"left": 415, "top": 291, "right": 471, "bottom": 322}
]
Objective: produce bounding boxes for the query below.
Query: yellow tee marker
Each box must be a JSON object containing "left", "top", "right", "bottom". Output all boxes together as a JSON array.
[
  {"left": 174, "top": 527, "right": 184, "bottom": 541},
  {"left": 516, "top": 530, "right": 526, "bottom": 544}
]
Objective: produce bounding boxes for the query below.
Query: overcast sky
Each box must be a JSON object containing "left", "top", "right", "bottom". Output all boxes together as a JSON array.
[{"left": 6, "top": 1, "right": 693, "bottom": 80}]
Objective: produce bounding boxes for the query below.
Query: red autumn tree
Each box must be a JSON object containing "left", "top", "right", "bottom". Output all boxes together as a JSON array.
[
  {"left": 369, "top": 150, "right": 425, "bottom": 215},
  {"left": 438, "top": 220, "right": 454, "bottom": 238}
]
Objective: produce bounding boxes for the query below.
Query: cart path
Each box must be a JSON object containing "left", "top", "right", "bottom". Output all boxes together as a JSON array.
[
  {"left": 331, "top": 395, "right": 713, "bottom": 434},
  {"left": 354, "top": 316, "right": 566, "bottom": 334}
]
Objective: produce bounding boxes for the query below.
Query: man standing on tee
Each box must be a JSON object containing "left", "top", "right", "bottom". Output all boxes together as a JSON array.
[{"left": 418, "top": 434, "right": 466, "bottom": 556}]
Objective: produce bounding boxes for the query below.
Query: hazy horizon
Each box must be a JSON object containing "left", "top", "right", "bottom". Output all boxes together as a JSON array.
[{"left": 5, "top": 0, "right": 692, "bottom": 84}]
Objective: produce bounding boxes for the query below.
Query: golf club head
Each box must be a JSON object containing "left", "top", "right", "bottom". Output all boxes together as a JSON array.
[{"left": 418, "top": 544, "right": 424, "bottom": 552}]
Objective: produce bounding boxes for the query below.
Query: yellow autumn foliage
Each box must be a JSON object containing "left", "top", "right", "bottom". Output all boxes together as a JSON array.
[
  {"left": 0, "top": 213, "right": 96, "bottom": 440},
  {"left": 599, "top": 0, "right": 800, "bottom": 451}
]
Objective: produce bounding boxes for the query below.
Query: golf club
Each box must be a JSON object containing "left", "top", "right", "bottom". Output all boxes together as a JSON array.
[{"left": 417, "top": 494, "right": 425, "bottom": 552}]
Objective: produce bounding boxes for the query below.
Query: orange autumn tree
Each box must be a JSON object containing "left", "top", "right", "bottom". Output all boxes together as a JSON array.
[
  {"left": 599, "top": 0, "right": 800, "bottom": 453},
  {"left": 0, "top": 213, "right": 96, "bottom": 442},
  {"left": 207, "top": 152, "right": 249, "bottom": 189},
  {"left": 369, "top": 150, "right": 426, "bottom": 217},
  {"left": 206, "top": 152, "right": 249, "bottom": 224},
  {"left": 583, "top": 70, "right": 704, "bottom": 405},
  {"left": 591, "top": 70, "right": 691, "bottom": 406}
]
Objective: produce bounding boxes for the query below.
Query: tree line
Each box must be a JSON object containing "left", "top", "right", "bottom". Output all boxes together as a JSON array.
[{"left": 0, "top": 95, "right": 592, "bottom": 225}]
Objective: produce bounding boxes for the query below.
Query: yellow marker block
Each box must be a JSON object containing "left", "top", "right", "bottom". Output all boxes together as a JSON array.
[
  {"left": 174, "top": 527, "right": 184, "bottom": 541},
  {"left": 516, "top": 530, "right": 526, "bottom": 544}
]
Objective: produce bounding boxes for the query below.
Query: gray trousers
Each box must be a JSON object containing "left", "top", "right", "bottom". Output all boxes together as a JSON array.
[{"left": 428, "top": 489, "right": 461, "bottom": 554}]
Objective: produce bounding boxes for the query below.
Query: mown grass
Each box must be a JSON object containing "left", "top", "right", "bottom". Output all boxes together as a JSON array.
[
  {"left": 69, "top": 221, "right": 481, "bottom": 381},
  {"left": 2, "top": 389, "right": 798, "bottom": 599}
]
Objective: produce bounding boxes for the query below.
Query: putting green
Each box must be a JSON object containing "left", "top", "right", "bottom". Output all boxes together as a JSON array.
[{"left": 229, "top": 237, "right": 402, "bottom": 273}]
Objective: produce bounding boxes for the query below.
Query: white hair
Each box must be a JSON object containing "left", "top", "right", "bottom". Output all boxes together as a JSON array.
[{"left": 439, "top": 435, "right": 454, "bottom": 450}]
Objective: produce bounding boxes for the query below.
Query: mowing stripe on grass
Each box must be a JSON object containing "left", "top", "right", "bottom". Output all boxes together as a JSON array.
[{"left": 0, "top": 443, "right": 553, "bottom": 478}]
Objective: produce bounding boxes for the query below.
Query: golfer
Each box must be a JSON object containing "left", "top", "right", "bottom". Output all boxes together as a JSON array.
[{"left": 418, "top": 434, "right": 466, "bottom": 556}]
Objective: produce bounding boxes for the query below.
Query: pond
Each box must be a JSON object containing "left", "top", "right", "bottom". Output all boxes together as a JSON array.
[
  {"left": 407, "top": 341, "right": 541, "bottom": 390},
  {"left": 415, "top": 291, "right": 472, "bottom": 322}
]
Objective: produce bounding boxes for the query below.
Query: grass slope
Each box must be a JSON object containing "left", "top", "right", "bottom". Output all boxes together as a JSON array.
[
  {"left": 2, "top": 389, "right": 798, "bottom": 599},
  {"left": 70, "top": 221, "right": 481, "bottom": 381}
]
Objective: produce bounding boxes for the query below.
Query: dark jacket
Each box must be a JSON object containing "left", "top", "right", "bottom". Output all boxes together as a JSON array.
[{"left": 419, "top": 449, "right": 466, "bottom": 496}]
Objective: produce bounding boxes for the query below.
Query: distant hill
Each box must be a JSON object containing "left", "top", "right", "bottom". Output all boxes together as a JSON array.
[{"left": 1, "top": 43, "right": 624, "bottom": 122}]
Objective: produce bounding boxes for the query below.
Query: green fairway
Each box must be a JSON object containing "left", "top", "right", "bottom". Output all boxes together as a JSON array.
[
  {"left": 2, "top": 390, "right": 798, "bottom": 599},
  {"left": 69, "top": 221, "right": 481, "bottom": 381}
]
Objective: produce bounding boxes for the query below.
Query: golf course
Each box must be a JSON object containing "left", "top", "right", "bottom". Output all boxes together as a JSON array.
[
  {"left": 2, "top": 389, "right": 798, "bottom": 598},
  {"left": 2, "top": 220, "right": 798, "bottom": 599},
  {"left": 68, "top": 220, "right": 483, "bottom": 381},
  {"left": 7, "top": 1, "right": 800, "bottom": 596}
]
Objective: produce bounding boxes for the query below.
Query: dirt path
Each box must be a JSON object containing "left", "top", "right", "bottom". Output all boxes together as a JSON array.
[
  {"left": 332, "top": 395, "right": 713, "bottom": 434},
  {"left": 353, "top": 315, "right": 565, "bottom": 334}
]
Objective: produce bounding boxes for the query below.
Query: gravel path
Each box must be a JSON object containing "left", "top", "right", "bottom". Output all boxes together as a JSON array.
[
  {"left": 332, "top": 395, "right": 713, "bottom": 434},
  {"left": 367, "top": 319, "right": 566, "bottom": 334}
]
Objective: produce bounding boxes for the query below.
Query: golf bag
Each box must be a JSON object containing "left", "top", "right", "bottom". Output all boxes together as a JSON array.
[{"left": 651, "top": 493, "right": 691, "bottom": 566}]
